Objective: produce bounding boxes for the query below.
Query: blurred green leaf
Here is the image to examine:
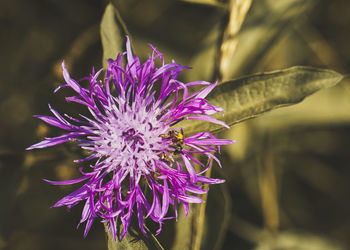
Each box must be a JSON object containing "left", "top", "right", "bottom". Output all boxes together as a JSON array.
[
  {"left": 254, "top": 231, "right": 345, "bottom": 250},
  {"left": 100, "top": 3, "right": 128, "bottom": 69},
  {"left": 180, "top": 0, "right": 227, "bottom": 9},
  {"left": 171, "top": 182, "right": 231, "bottom": 250},
  {"left": 201, "top": 182, "right": 232, "bottom": 250},
  {"left": 183, "top": 25, "right": 220, "bottom": 82},
  {"left": 171, "top": 204, "right": 197, "bottom": 250},
  {"left": 178, "top": 67, "right": 343, "bottom": 134},
  {"left": 225, "top": 0, "right": 314, "bottom": 79},
  {"left": 113, "top": 0, "right": 225, "bottom": 64},
  {"left": 104, "top": 223, "right": 164, "bottom": 250}
]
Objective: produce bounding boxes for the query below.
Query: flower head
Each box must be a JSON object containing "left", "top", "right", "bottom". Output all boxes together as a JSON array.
[{"left": 27, "top": 37, "right": 234, "bottom": 240}]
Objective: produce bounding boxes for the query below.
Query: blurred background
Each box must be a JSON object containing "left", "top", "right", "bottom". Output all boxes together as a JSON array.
[{"left": 1, "top": 0, "right": 349, "bottom": 249}]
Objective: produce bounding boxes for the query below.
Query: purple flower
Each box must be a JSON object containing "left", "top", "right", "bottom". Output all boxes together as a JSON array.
[{"left": 27, "top": 37, "right": 234, "bottom": 240}]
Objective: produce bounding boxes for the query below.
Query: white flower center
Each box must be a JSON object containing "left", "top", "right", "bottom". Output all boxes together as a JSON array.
[{"left": 91, "top": 101, "right": 169, "bottom": 177}]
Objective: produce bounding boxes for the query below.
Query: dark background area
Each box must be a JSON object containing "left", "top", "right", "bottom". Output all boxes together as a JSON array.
[{"left": 1, "top": 0, "right": 349, "bottom": 249}]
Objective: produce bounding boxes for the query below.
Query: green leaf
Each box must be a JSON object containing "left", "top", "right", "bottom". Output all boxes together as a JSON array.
[
  {"left": 225, "top": 0, "right": 315, "bottom": 79},
  {"left": 183, "top": 25, "right": 220, "bottom": 82},
  {"left": 180, "top": 0, "right": 227, "bottom": 9},
  {"left": 254, "top": 231, "right": 345, "bottom": 250},
  {"left": 201, "top": 182, "right": 232, "bottom": 250},
  {"left": 100, "top": 3, "right": 129, "bottom": 69},
  {"left": 104, "top": 223, "right": 164, "bottom": 250},
  {"left": 171, "top": 182, "right": 231, "bottom": 250},
  {"left": 171, "top": 203, "right": 198, "bottom": 250},
  {"left": 108, "top": 0, "right": 225, "bottom": 70},
  {"left": 177, "top": 66, "right": 343, "bottom": 134}
]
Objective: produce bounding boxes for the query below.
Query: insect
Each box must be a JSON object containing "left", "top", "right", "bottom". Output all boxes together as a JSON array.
[
  {"left": 159, "top": 152, "right": 171, "bottom": 162},
  {"left": 160, "top": 129, "right": 185, "bottom": 156},
  {"left": 173, "top": 142, "right": 183, "bottom": 155},
  {"left": 161, "top": 129, "right": 184, "bottom": 142},
  {"left": 173, "top": 129, "right": 184, "bottom": 143}
]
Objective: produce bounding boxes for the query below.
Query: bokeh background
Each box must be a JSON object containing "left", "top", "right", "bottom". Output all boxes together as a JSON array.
[{"left": 1, "top": 0, "right": 349, "bottom": 249}]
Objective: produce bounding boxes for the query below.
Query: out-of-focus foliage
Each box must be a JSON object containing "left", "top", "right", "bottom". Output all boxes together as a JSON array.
[
  {"left": 1, "top": 0, "right": 350, "bottom": 249},
  {"left": 223, "top": 0, "right": 315, "bottom": 79},
  {"left": 100, "top": 3, "right": 128, "bottom": 68},
  {"left": 254, "top": 231, "right": 344, "bottom": 250}
]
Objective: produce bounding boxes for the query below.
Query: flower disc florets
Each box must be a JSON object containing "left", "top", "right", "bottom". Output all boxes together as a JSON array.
[
  {"left": 88, "top": 97, "right": 168, "bottom": 178},
  {"left": 27, "top": 37, "right": 234, "bottom": 240}
]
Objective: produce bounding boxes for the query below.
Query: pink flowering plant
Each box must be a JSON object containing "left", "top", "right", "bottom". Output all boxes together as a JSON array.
[
  {"left": 27, "top": 1, "right": 344, "bottom": 249},
  {"left": 27, "top": 37, "right": 234, "bottom": 240}
]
